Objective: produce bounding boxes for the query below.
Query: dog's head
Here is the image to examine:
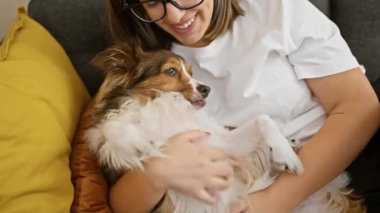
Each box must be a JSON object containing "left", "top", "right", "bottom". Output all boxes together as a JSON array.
[{"left": 92, "top": 44, "right": 210, "bottom": 109}]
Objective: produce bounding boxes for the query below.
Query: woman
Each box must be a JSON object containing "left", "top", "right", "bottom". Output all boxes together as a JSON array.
[{"left": 106, "top": 0, "right": 380, "bottom": 212}]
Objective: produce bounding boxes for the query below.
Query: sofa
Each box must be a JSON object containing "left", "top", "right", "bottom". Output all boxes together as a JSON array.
[{"left": 0, "top": 0, "right": 378, "bottom": 212}]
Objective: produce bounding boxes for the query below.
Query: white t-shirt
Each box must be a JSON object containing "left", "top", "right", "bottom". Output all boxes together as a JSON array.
[{"left": 171, "top": 0, "right": 359, "bottom": 140}]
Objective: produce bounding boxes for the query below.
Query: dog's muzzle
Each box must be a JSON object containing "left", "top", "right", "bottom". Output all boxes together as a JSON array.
[{"left": 197, "top": 84, "right": 210, "bottom": 98}]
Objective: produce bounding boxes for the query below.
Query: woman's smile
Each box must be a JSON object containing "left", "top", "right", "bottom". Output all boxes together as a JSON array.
[
  {"left": 175, "top": 15, "right": 196, "bottom": 30},
  {"left": 156, "top": 0, "right": 214, "bottom": 47}
]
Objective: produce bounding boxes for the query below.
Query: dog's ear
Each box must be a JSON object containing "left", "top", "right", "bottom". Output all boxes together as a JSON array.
[
  {"left": 91, "top": 44, "right": 137, "bottom": 75},
  {"left": 92, "top": 44, "right": 139, "bottom": 104}
]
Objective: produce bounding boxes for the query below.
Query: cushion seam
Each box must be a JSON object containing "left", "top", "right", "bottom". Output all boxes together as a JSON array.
[{"left": 0, "top": 7, "right": 27, "bottom": 61}]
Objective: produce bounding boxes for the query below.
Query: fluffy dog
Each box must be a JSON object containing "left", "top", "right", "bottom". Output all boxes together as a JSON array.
[{"left": 84, "top": 44, "right": 365, "bottom": 213}]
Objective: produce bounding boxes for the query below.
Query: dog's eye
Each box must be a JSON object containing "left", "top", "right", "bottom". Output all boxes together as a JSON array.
[{"left": 165, "top": 68, "right": 178, "bottom": 77}]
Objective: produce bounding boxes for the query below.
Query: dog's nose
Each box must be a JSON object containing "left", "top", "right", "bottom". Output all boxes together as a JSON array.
[{"left": 197, "top": 85, "right": 211, "bottom": 98}]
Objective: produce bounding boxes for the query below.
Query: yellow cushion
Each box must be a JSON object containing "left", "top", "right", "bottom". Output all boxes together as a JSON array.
[{"left": 0, "top": 8, "right": 90, "bottom": 212}]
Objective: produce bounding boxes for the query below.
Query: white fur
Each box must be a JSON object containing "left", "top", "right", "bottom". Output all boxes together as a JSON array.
[
  {"left": 85, "top": 92, "right": 354, "bottom": 213},
  {"left": 295, "top": 173, "right": 352, "bottom": 213}
]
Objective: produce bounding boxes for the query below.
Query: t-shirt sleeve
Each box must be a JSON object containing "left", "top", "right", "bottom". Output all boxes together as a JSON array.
[{"left": 284, "top": 0, "right": 360, "bottom": 79}]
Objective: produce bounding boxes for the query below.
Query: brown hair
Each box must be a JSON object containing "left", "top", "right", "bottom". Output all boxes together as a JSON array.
[{"left": 107, "top": 0, "right": 244, "bottom": 51}]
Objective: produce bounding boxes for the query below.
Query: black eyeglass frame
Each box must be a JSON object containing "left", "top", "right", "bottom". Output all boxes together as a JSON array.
[{"left": 123, "top": 0, "right": 204, "bottom": 23}]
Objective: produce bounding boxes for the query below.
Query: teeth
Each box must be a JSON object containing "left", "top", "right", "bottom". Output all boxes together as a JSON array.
[{"left": 177, "top": 17, "right": 195, "bottom": 29}]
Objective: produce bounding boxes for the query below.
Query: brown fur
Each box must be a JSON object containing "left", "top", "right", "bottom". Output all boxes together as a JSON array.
[
  {"left": 88, "top": 45, "right": 205, "bottom": 184},
  {"left": 90, "top": 44, "right": 195, "bottom": 126},
  {"left": 339, "top": 191, "right": 367, "bottom": 213}
]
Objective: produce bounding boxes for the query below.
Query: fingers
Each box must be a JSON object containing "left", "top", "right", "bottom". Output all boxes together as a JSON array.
[
  {"left": 197, "top": 189, "right": 218, "bottom": 204},
  {"left": 211, "top": 159, "right": 234, "bottom": 177},
  {"left": 209, "top": 149, "right": 229, "bottom": 161},
  {"left": 175, "top": 130, "right": 229, "bottom": 161},
  {"left": 164, "top": 130, "right": 239, "bottom": 205},
  {"left": 176, "top": 129, "right": 210, "bottom": 142},
  {"left": 230, "top": 199, "right": 249, "bottom": 213},
  {"left": 205, "top": 176, "right": 231, "bottom": 191}
]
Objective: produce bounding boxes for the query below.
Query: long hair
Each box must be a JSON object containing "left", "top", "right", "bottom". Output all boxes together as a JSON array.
[{"left": 107, "top": 0, "right": 244, "bottom": 51}]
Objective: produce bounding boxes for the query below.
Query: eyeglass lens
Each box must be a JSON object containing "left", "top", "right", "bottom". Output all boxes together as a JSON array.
[{"left": 128, "top": 0, "right": 203, "bottom": 22}]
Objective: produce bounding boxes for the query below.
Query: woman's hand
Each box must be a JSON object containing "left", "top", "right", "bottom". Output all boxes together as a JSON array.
[
  {"left": 145, "top": 130, "right": 234, "bottom": 204},
  {"left": 230, "top": 198, "right": 249, "bottom": 213}
]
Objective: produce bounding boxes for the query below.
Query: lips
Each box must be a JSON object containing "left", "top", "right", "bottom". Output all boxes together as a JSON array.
[
  {"left": 175, "top": 16, "right": 195, "bottom": 29},
  {"left": 172, "top": 14, "right": 197, "bottom": 34},
  {"left": 191, "top": 98, "right": 206, "bottom": 109}
]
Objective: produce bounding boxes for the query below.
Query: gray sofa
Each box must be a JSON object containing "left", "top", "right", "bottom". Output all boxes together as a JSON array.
[{"left": 27, "top": 0, "right": 380, "bottom": 212}]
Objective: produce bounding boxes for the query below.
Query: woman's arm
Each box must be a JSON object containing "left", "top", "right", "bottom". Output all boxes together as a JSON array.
[
  {"left": 249, "top": 67, "right": 380, "bottom": 212},
  {"left": 109, "top": 166, "right": 166, "bottom": 213},
  {"left": 110, "top": 130, "right": 234, "bottom": 213}
]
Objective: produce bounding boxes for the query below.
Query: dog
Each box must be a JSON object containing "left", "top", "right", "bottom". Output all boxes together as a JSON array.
[{"left": 84, "top": 44, "right": 365, "bottom": 213}]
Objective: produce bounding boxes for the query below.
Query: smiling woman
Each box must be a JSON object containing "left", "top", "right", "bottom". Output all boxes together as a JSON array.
[
  {"left": 102, "top": 0, "right": 380, "bottom": 212},
  {"left": 108, "top": 0, "right": 243, "bottom": 49}
]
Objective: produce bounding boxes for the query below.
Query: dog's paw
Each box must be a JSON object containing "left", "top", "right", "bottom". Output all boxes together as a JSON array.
[
  {"left": 270, "top": 142, "right": 304, "bottom": 174},
  {"left": 289, "top": 138, "right": 304, "bottom": 153},
  {"left": 251, "top": 114, "right": 304, "bottom": 174}
]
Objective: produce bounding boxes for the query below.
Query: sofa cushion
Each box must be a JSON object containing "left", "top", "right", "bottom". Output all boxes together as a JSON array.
[
  {"left": 28, "top": 0, "right": 111, "bottom": 96},
  {"left": 0, "top": 8, "right": 90, "bottom": 212},
  {"left": 70, "top": 101, "right": 112, "bottom": 213},
  {"left": 331, "top": 0, "right": 380, "bottom": 89},
  {"left": 309, "top": 0, "right": 330, "bottom": 17}
]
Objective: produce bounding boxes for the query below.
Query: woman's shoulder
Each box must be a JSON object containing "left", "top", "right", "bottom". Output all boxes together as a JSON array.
[
  {"left": 239, "top": 0, "right": 317, "bottom": 20},
  {"left": 237, "top": 0, "right": 331, "bottom": 38},
  {"left": 237, "top": 0, "right": 287, "bottom": 29}
]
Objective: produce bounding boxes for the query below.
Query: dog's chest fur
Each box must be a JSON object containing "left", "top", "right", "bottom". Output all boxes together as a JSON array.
[
  {"left": 86, "top": 92, "right": 230, "bottom": 177},
  {"left": 86, "top": 92, "right": 261, "bottom": 212},
  {"left": 107, "top": 92, "right": 226, "bottom": 143}
]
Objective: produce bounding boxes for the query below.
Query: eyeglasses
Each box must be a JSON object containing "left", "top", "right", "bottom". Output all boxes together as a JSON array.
[{"left": 123, "top": 0, "right": 204, "bottom": 23}]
